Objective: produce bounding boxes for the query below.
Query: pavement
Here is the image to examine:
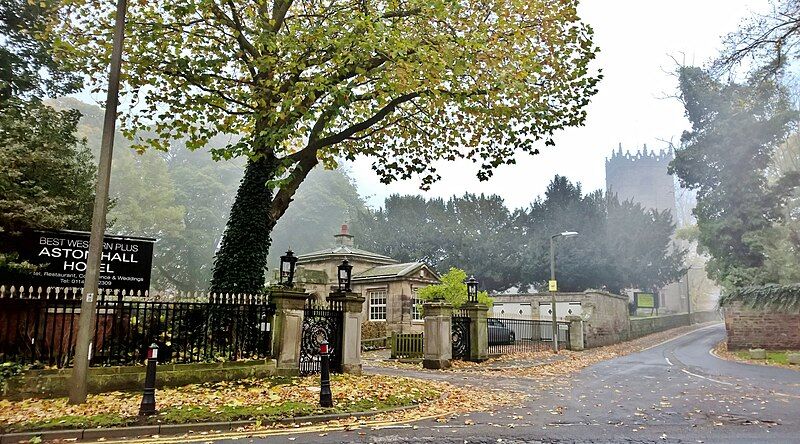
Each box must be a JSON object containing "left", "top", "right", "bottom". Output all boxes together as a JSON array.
[{"left": 216, "top": 323, "right": 800, "bottom": 443}]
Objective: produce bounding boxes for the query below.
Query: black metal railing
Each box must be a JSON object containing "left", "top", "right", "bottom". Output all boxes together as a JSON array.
[
  {"left": 0, "top": 285, "right": 275, "bottom": 368},
  {"left": 487, "top": 317, "right": 570, "bottom": 355}
]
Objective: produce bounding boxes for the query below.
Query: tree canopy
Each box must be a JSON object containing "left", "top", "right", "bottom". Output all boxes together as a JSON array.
[
  {"left": 59, "top": 0, "right": 599, "bottom": 187},
  {"left": 56, "top": 0, "right": 600, "bottom": 293},
  {"left": 715, "top": 0, "right": 800, "bottom": 77},
  {"left": 0, "top": 0, "right": 80, "bottom": 101}
]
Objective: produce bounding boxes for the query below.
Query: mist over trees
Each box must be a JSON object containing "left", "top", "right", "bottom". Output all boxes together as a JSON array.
[
  {"left": 355, "top": 175, "right": 685, "bottom": 294},
  {"left": 60, "top": 98, "right": 364, "bottom": 291},
  {"left": 670, "top": 67, "right": 800, "bottom": 289}
]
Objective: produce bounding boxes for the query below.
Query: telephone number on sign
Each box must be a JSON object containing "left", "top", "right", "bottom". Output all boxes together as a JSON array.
[{"left": 62, "top": 279, "right": 111, "bottom": 286}]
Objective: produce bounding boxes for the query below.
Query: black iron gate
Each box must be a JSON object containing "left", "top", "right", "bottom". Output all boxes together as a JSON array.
[
  {"left": 451, "top": 315, "right": 471, "bottom": 360},
  {"left": 299, "top": 300, "right": 343, "bottom": 376}
]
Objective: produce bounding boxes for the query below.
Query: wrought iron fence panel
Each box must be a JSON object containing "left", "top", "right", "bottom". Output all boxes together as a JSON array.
[
  {"left": 0, "top": 285, "right": 275, "bottom": 368},
  {"left": 487, "top": 317, "right": 570, "bottom": 355}
]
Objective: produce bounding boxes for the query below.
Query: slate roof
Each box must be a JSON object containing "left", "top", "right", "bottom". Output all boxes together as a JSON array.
[
  {"left": 296, "top": 245, "right": 397, "bottom": 264},
  {"left": 353, "top": 262, "right": 440, "bottom": 281}
]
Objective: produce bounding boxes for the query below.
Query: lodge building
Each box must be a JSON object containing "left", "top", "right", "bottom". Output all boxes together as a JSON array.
[{"left": 293, "top": 225, "right": 440, "bottom": 333}]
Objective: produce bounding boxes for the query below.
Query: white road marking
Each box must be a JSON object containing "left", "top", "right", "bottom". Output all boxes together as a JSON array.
[
  {"left": 641, "top": 322, "right": 723, "bottom": 352},
  {"left": 665, "top": 357, "right": 673, "bottom": 366},
  {"left": 680, "top": 368, "right": 734, "bottom": 385}
]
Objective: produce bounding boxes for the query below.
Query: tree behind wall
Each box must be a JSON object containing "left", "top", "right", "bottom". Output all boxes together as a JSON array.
[
  {"left": 357, "top": 175, "right": 685, "bottom": 294},
  {"left": 669, "top": 67, "right": 799, "bottom": 288},
  {"left": 55, "top": 0, "right": 600, "bottom": 293}
]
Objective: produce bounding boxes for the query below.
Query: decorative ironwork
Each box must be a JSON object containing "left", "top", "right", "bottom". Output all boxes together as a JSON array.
[
  {"left": 0, "top": 285, "right": 275, "bottom": 368},
  {"left": 300, "top": 300, "right": 343, "bottom": 376},
  {"left": 451, "top": 316, "right": 471, "bottom": 360}
]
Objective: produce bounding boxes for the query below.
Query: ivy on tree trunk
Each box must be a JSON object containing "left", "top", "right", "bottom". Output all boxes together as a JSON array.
[{"left": 210, "top": 156, "right": 276, "bottom": 294}]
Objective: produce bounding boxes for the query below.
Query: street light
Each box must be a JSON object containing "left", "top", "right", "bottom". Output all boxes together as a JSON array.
[
  {"left": 280, "top": 249, "right": 298, "bottom": 287},
  {"left": 550, "top": 231, "right": 578, "bottom": 353},
  {"left": 466, "top": 276, "right": 478, "bottom": 303},
  {"left": 337, "top": 259, "right": 353, "bottom": 292}
]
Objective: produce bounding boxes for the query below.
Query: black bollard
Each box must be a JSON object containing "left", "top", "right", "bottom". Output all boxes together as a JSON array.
[
  {"left": 138, "top": 343, "right": 158, "bottom": 416},
  {"left": 319, "top": 340, "right": 333, "bottom": 407}
]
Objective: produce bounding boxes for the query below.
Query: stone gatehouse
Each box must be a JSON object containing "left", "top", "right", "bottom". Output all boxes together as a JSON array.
[{"left": 294, "top": 225, "right": 440, "bottom": 333}]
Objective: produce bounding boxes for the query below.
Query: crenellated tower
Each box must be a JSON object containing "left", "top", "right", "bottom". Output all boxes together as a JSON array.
[{"left": 605, "top": 143, "right": 677, "bottom": 216}]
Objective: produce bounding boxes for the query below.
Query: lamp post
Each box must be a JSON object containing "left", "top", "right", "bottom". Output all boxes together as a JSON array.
[
  {"left": 337, "top": 259, "right": 353, "bottom": 292},
  {"left": 466, "top": 276, "right": 478, "bottom": 303},
  {"left": 549, "top": 231, "right": 578, "bottom": 353},
  {"left": 279, "top": 250, "right": 298, "bottom": 287}
]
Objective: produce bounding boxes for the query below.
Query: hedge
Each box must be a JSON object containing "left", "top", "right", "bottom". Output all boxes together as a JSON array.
[{"left": 719, "top": 284, "right": 800, "bottom": 313}]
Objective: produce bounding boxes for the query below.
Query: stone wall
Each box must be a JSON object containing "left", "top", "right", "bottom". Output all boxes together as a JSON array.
[
  {"left": 2, "top": 359, "right": 277, "bottom": 400},
  {"left": 491, "top": 290, "right": 631, "bottom": 348},
  {"left": 724, "top": 302, "right": 800, "bottom": 350},
  {"left": 629, "top": 313, "right": 690, "bottom": 339},
  {"left": 627, "top": 310, "right": 720, "bottom": 339},
  {"left": 582, "top": 291, "right": 631, "bottom": 347}
]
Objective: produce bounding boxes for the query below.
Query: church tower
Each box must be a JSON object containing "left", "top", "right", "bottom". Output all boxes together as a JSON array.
[{"left": 605, "top": 144, "right": 677, "bottom": 216}]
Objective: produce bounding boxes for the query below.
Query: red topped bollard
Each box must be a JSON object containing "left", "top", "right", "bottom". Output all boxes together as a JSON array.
[
  {"left": 319, "top": 340, "right": 333, "bottom": 407},
  {"left": 138, "top": 343, "right": 158, "bottom": 416}
]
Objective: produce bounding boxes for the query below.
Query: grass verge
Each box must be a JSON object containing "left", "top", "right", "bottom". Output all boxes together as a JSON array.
[{"left": 0, "top": 374, "right": 441, "bottom": 433}]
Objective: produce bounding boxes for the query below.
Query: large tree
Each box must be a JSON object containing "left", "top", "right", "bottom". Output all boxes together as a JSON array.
[
  {"left": 57, "top": 0, "right": 600, "bottom": 293},
  {"left": 669, "top": 67, "right": 799, "bottom": 288}
]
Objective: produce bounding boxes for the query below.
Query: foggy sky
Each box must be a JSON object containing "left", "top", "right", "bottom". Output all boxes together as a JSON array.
[{"left": 351, "top": 0, "right": 770, "bottom": 209}]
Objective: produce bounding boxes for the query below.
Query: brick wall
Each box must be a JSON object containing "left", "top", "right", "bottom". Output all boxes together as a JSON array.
[{"left": 724, "top": 301, "right": 800, "bottom": 350}]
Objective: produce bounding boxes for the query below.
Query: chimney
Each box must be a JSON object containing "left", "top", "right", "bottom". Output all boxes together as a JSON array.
[{"left": 334, "top": 224, "right": 354, "bottom": 246}]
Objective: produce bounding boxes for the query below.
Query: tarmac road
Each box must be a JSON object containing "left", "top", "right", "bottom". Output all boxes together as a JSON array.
[{"left": 231, "top": 324, "right": 800, "bottom": 444}]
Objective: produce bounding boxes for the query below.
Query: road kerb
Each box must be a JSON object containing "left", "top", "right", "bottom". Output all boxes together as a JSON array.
[{"left": 0, "top": 405, "right": 421, "bottom": 444}]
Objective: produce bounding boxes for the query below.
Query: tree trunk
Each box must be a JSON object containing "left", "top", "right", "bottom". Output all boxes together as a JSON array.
[{"left": 210, "top": 155, "right": 276, "bottom": 294}]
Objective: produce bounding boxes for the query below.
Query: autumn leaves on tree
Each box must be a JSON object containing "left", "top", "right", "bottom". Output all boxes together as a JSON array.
[{"left": 54, "top": 0, "right": 600, "bottom": 292}]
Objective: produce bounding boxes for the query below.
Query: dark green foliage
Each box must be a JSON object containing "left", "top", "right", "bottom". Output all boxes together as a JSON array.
[
  {"left": 0, "top": 0, "right": 80, "bottom": 101},
  {"left": 669, "top": 67, "right": 800, "bottom": 288},
  {"left": 357, "top": 175, "right": 685, "bottom": 293},
  {"left": 210, "top": 157, "right": 276, "bottom": 293},
  {"left": 0, "top": 101, "right": 95, "bottom": 232},
  {"left": 719, "top": 284, "right": 800, "bottom": 313},
  {"left": 0, "top": 1, "right": 92, "bottom": 272},
  {"left": 0, "top": 101, "right": 97, "bottom": 271}
]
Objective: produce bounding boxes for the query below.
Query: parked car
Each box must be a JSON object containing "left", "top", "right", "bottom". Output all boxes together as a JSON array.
[{"left": 488, "top": 318, "right": 515, "bottom": 345}]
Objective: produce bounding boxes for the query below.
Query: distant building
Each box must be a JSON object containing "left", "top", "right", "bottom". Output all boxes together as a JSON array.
[
  {"left": 294, "top": 225, "right": 440, "bottom": 333},
  {"left": 605, "top": 144, "right": 677, "bottom": 216},
  {"left": 605, "top": 144, "right": 687, "bottom": 313}
]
